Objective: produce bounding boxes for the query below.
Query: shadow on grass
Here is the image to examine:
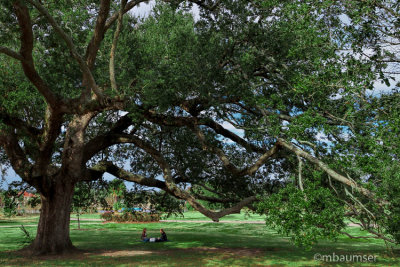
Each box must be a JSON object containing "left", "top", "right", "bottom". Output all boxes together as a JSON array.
[{"left": 0, "top": 223, "right": 399, "bottom": 266}]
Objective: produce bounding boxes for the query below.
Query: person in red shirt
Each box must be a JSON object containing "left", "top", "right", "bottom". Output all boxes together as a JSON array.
[{"left": 141, "top": 228, "right": 149, "bottom": 242}]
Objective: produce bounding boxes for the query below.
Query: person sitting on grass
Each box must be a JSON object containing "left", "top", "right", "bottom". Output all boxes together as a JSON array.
[
  {"left": 141, "top": 228, "right": 149, "bottom": 242},
  {"left": 156, "top": 229, "right": 167, "bottom": 242}
]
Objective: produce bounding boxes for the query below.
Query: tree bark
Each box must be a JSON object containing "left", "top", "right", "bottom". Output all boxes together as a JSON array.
[{"left": 24, "top": 179, "right": 76, "bottom": 255}]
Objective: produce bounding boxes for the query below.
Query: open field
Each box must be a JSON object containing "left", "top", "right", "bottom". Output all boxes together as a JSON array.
[{"left": 0, "top": 212, "right": 399, "bottom": 266}]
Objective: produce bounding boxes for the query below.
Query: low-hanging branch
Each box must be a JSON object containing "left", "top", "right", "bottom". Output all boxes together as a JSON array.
[
  {"left": 97, "top": 133, "right": 257, "bottom": 222},
  {"left": 87, "top": 161, "right": 257, "bottom": 222},
  {"left": 277, "top": 138, "right": 386, "bottom": 204}
]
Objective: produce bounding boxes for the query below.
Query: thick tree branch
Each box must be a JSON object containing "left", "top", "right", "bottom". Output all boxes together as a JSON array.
[
  {"left": 0, "top": 110, "right": 42, "bottom": 138},
  {"left": 0, "top": 46, "right": 23, "bottom": 61},
  {"left": 0, "top": 130, "right": 33, "bottom": 183},
  {"left": 82, "top": 114, "right": 142, "bottom": 163},
  {"left": 87, "top": 161, "right": 167, "bottom": 188},
  {"left": 192, "top": 125, "right": 279, "bottom": 176},
  {"left": 103, "top": 0, "right": 147, "bottom": 31},
  {"left": 109, "top": 0, "right": 127, "bottom": 92},
  {"left": 201, "top": 118, "right": 265, "bottom": 153},
  {"left": 297, "top": 155, "right": 304, "bottom": 192},
  {"left": 191, "top": 191, "right": 237, "bottom": 203},
  {"left": 340, "top": 231, "right": 380, "bottom": 240},
  {"left": 13, "top": 1, "right": 59, "bottom": 108},
  {"left": 61, "top": 112, "right": 97, "bottom": 179},
  {"left": 33, "top": 108, "right": 63, "bottom": 176},
  {"left": 240, "top": 103, "right": 354, "bottom": 129},
  {"left": 84, "top": 0, "right": 148, "bottom": 66},
  {"left": 143, "top": 110, "right": 266, "bottom": 153},
  {"left": 277, "top": 138, "right": 385, "bottom": 203},
  {"left": 85, "top": 0, "right": 111, "bottom": 70},
  {"left": 87, "top": 131, "right": 256, "bottom": 222},
  {"left": 191, "top": 196, "right": 257, "bottom": 222},
  {"left": 87, "top": 161, "right": 256, "bottom": 222},
  {"left": 27, "top": 0, "right": 104, "bottom": 101}
]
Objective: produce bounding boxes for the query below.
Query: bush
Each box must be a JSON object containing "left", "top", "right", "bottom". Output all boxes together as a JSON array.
[
  {"left": 100, "top": 211, "right": 114, "bottom": 221},
  {"left": 100, "top": 211, "right": 160, "bottom": 222}
]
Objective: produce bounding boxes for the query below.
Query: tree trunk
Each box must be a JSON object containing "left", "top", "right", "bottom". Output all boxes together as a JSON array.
[
  {"left": 77, "top": 212, "right": 81, "bottom": 230},
  {"left": 25, "top": 180, "right": 76, "bottom": 255}
]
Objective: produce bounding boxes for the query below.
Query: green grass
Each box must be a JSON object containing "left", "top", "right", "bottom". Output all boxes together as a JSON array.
[
  {"left": 0, "top": 214, "right": 399, "bottom": 266},
  {"left": 70, "top": 213, "right": 102, "bottom": 220},
  {"left": 0, "top": 215, "right": 39, "bottom": 226}
]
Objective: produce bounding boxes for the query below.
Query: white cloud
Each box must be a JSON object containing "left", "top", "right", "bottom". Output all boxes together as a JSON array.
[{"left": 131, "top": 0, "right": 200, "bottom": 20}]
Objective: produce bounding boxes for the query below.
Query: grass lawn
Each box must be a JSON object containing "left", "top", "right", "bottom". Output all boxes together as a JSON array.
[{"left": 0, "top": 212, "right": 399, "bottom": 266}]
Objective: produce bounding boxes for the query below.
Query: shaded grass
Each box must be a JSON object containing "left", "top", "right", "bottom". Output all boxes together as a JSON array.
[
  {"left": 0, "top": 220, "right": 399, "bottom": 266},
  {"left": 0, "top": 215, "right": 39, "bottom": 226}
]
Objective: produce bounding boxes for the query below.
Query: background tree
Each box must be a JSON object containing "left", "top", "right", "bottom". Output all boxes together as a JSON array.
[
  {"left": 1, "top": 189, "right": 19, "bottom": 217},
  {"left": 72, "top": 179, "right": 109, "bottom": 229},
  {"left": 107, "top": 179, "right": 127, "bottom": 211}
]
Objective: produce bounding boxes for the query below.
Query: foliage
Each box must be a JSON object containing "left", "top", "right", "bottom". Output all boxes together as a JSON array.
[
  {"left": 100, "top": 211, "right": 160, "bottom": 222},
  {"left": 257, "top": 182, "right": 346, "bottom": 249},
  {"left": 107, "top": 179, "right": 127, "bottom": 211},
  {"left": 72, "top": 179, "right": 110, "bottom": 229},
  {"left": 99, "top": 211, "right": 114, "bottom": 222},
  {"left": 1, "top": 191, "right": 18, "bottom": 217},
  {"left": 0, "top": 184, "right": 22, "bottom": 217},
  {"left": 27, "top": 195, "right": 40, "bottom": 209},
  {"left": 18, "top": 224, "right": 34, "bottom": 246},
  {"left": 72, "top": 180, "right": 109, "bottom": 213}
]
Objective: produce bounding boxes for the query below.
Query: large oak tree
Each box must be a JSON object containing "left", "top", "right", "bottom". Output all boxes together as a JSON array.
[{"left": 0, "top": 0, "right": 398, "bottom": 255}]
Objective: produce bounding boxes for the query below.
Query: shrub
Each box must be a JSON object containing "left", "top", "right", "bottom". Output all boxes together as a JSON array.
[
  {"left": 100, "top": 211, "right": 114, "bottom": 221},
  {"left": 100, "top": 211, "right": 160, "bottom": 222}
]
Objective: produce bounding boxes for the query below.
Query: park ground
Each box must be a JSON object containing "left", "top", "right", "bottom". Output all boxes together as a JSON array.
[{"left": 0, "top": 212, "right": 399, "bottom": 266}]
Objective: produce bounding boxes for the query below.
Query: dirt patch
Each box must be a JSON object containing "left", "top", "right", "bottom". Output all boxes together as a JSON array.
[
  {"left": 11, "top": 247, "right": 89, "bottom": 261},
  {"left": 7, "top": 246, "right": 267, "bottom": 262},
  {"left": 160, "top": 247, "right": 265, "bottom": 257},
  {"left": 102, "top": 221, "right": 160, "bottom": 224},
  {"left": 97, "top": 250, "right": 154, "bottom": 257}
]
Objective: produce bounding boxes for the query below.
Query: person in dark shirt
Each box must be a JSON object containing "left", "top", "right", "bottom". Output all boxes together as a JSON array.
[
  {"left": 156, "top": 229, "right": 167, "bottom": 242},
  {"left": 141, "top": 228, "right": 149, "bottom": 242}
]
